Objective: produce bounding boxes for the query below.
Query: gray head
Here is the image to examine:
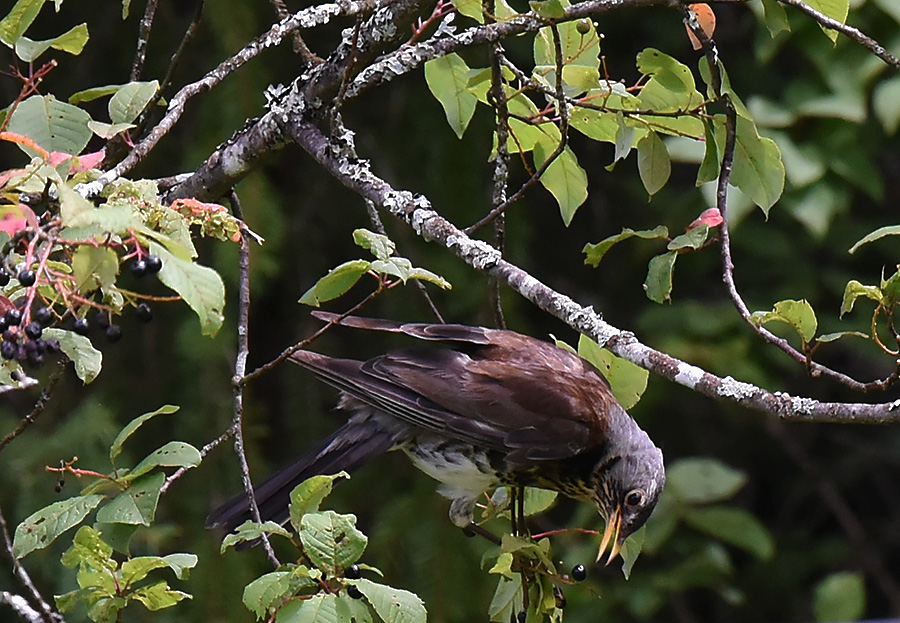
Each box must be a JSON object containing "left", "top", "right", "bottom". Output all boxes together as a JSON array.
[{"left": 593, "top": 411, "right": 666, "bottom": 564}]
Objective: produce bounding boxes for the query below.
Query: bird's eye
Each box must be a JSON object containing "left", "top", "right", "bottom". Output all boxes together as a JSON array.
[{"left": 625, "top": 489, "right": 645, "bottom": 508}]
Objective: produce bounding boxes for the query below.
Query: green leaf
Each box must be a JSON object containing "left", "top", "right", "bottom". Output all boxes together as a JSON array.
[
  {"left": 243, "top": 570, "right": 293, "bottom": 618},
  {"left": 813, "top": 572, "right": 865, "bottom": 622},
  {"left": 523, "top": 488, "right": 557, "bottom": 516},
  {"left": 668, "top": 223, "right": 709, "bottom": 251},
  {"left": 0, "top": 0, "right": 44, "bottom": 46},
  {"left": 760, "top": 0, "right": 790, "bottom": 36},
  {"left": 405, "top": 267, "right": 451, "bottom": 290},
  {"left": 840, "top": 280, "right": 882, "bottom": 316},
  {"left": 108, "top": 80, "right": 158, "bottom": 124},
  {"left": 150, "top": 242, "right": 225, "bottom": 336},
  {"left": 160, "top": 553, "right": 198, "bottom": 580},
  {"left": 276, "top": 593, "right": 341, "bottom": 623},
  {"left": 619, "top": 526, "right": 645, "bottom": 580},
  {"left": 126, "top": 441, "right": 201, "bottom": 481},
  {"left": 299, "top": 259, "right": 371, "bottom": 307},
  {"left": 130, "top": 581, "right": 191, "bottom": 611},
  {"left": 683, "top": 506, "right": 775, "bottom": 560},
  {"left": 816, "top": 331, "right": 868, "bottom": 343},
  {"left": 109, "top": 404, "right": 180, "bottom": 464},
  {"left": 636, "top": 131, "right": 671, "bottom": 196},
  {"left": 289, "top": 472, "right": 349, "bottom": 532},
  {"left": 60, "top": 525, "right": 115, "bottom": 574},
  {"left": 14, "top": 23, "right": 89, "bottom": 62},
  {"left": 534, "top": 141, "right": 588, "bottom": 226},
  {"left": 96, "top": 472, "right": 164, "bottom": 526},
  {"left": 715, "top": 114, "right": 785, "bottom": 215},
  {"left": 749, "top": 299, "right": 817, "bottom": 344},
  {"left": 453, "top": 0, "right": 484, "bottom": 22},
  {"left": 355, "top": 579, "right": 427, "bottom": 623},
  {"left": 806, "top": 0, "right": 849, "bottom": 43},
  {"left": 336, "top": 593, "right": 375, "bottom": 623},
  {"left": 69, "top": 85, "right": 123, "bottom": 105},
  {"left": 120, "top": 554, "right": 197, "bottom": 588},
  {"left": 13, "top": 494, "right": 106, "bottom": 558},
  {"left": 299, "top": 511, "right": 368, "bottom": 576},
  {"left": 43, "top": 327, "right": 102, "bottom": 383},
  {"left": 577, "top": 334, "right": 649, "bottom": 410},
  {"left": 424, "top": 54, "right": 477, "bottom": 139},
  {"left": 644, "top": 251, "right": 677, "bottom": 304},
  {"left": 6, "top": 95, "right": 93, "bottom": 156},
  {"left": 583, "top": 225, "right": 668, "bottom": 267},
  {"left": 221, "top": 521, "right": 293, "bottom": 552},
  {"left": 666, "top": 458, "right": 747, "bottom": 504},
  {"left": 529, "top": 0, "right": 565, "bottom": 18},
  {"left": 72, "top": 246, "right": 119, "bottom": 292},
  {"left": 697, "top": 118, "right": 720, "bottom": 185},
  {"left": 488, "top": 577, "right": 521, "bottom": 622},
  {"left": 353, "top": 228, "right": 395, "bottom": 261},
  {"left": 848, "top": 224, "right": 900, "bottom": 254}
]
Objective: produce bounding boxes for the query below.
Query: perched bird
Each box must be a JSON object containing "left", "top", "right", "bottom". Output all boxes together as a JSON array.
[{"left": 207, "top": 313, "right": 665, "bottom": 563}]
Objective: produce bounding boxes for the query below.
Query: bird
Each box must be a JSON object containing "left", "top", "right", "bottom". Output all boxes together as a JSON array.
[{"left": 206, "top": 312, "right": 665, "bottom": 563}]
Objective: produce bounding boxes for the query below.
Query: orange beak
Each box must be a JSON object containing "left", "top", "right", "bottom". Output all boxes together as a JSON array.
[{"left": 596, "top": 506, "right": 623, "bottom": 565}]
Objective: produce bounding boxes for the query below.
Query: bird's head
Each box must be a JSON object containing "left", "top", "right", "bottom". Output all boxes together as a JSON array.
[{"left": 593, "top": 441, "right": 665, "bottom": 565}]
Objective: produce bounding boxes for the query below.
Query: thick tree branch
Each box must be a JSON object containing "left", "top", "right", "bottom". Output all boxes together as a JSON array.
[{"left": 280, "top": 112, "right": 900, "bottom": 424}]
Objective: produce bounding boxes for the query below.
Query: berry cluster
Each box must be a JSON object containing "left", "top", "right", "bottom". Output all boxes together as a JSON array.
[{"left": 0, "top": 255, "right": 162, "bottom": 369}]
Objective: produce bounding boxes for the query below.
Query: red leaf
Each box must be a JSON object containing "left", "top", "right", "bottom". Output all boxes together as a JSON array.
[{"left": 688, "top": 207, "right": 723, "bottom": 230}]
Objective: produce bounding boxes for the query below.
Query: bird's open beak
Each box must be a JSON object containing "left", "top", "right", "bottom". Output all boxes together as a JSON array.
[{"left": 596, "top": 506, "right": 623, "bottom": 565}]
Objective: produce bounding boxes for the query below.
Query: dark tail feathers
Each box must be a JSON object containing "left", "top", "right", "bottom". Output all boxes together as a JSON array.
[{"left": 206, "top": 418, "right": 396, "bottom": 534}]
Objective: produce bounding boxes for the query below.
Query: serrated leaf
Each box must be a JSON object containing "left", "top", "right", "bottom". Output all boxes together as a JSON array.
[
  {"left": 72, "top": 245, "right": 119, "bottom": 292},
  {"left": 13, "top": 494, "right": 106, "bottom": 558},
  {"left": 583, "top": 225, "right": 668, "bottom": 267},
  {"left": 353, "top": 228, "right": 395, "bottom": 261},
  {"left": 130, "top": 581, "right": 191, "bottom": 611},
  {"left": 715, "top": 114, "right": 784, "bottom": 214},
  {"left": 750, "top": 299, "right": 817, "bottom": 344},
  {"left": 814, "top": 572, "right": 865, "bottom": 622},
  {"left": 336, "top": 593, "right": 375, "bottom": 623},
  {"left": 95, "top": 472, "right": 164, "bottom": 526},
  {"left": 529, "top": 0, "right": 565, "bottom": 18},
  {"left": 150, "top": 242, "right": 225, "bottom": 336},
  {"left": 840, "top": 280, "right": 881, "bottom": 316},
  {"left": 644, "top": 251, "right": 677, "bottom": 304},
  {"left": 683, "top": 506, "right": 774, "bottom": 560},
  {"left": 243, "top": 571, "right": 295, "bottom": 618},
  {"left": 523, "top": 488, "right": 557, "bottom": 516},
  {"left": 6, "top": 94, "right": 92, "bottom": 156},
  {"left": 370, "top": 257, "right": 412, "bottom": 282},
  {"left": 534, "top": 141, "right": 588, "bottom": 226},
  {"left": 43, "top": 327, "right": 102, "bottom": 383},
  {"left": 299, "top": 511, "right": 367, "bottom": 575},
  {"left": 109, "top": 404, "right": 180, "bottom": 464},
  {"left": 577, "top": 334, "right": 649, "bottom": 410},
  {"left": 120, "top": 556, "right": 170, "bottom": 589},
  {"left": 61, "top": 525, "right": 115, "bottom": 573},
  {"left": 667, "top": 458, "right": 747, "bottom": 503},
  {"left": 289, "top": 473, "right": 349, "bottom": 532},
  {"left": 406, "top": 267, "right": 451, "bottom": 289},
  {"left": 275, "top": 593, "right": 340, "bottom": 623},
  {"left": 355, "top": 579, "right": 427, "bottom": 623},
  {"left": 424, "top": 53, "right": 477, "bottom": 139},
  {"left": 848, "top": 224, "right": 900, "bottom": 254},
  {"left": 299, "top": 259, "right": 371, "bottom": 307},
  {"left": 221, "top": 521, "right": 293, "bottom": 552},
  {"left": 637, "top": 131, "right": 671, "bottom": 196},
  {"left": 108, "top": 80, "right": 158, "bottom": 124}
]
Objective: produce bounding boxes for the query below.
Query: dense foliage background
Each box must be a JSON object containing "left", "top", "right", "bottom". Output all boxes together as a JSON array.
[{"left": 1, "top": 0, "right": 899, "bottom": 622}]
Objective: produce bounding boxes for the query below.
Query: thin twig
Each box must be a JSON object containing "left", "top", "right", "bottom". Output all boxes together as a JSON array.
[
  {"left": 0, "top": 364, "right": 63, "bottom": 454},
  {"left": 160, "top": 429, "right": 231, "bottom": 494},
  {"left": 229, "top": 191, "right": 279, "bottom": 568},
  {"left": 130, "top": 0, "right": 159, "bottom": 81}
]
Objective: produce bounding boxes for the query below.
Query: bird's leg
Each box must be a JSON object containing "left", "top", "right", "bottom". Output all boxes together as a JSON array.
[{"left": 463, "top": 522, "right": 501, "bottom": 544}]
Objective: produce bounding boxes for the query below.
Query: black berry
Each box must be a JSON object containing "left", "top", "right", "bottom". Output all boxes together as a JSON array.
[
  {"left": 345, "top": 564, "right": 361, "bottom": 579},
  {"left": 105, "top": 324, "right": 122, "bottom": 342},
  {"left": 135, "top": 302, "right": 153, "bottom": 322},
  {"left": 4, "top": 309, "right": 21, "bottom": 326},
  {"left": 346, "top": 585, "right": 363, "bottom": 600},
  {"left": 3, "top": 330, "right": 15, "bottom": 342},
  {"left": 34, "top": 306, "right": 53, "bottom": 327},
  {"left": 0, "top": 270, "right": 9, "bottom": 286},
  {"left": 145, "top": 255, "right": 162, "bottom": 274},
  {"left": 93, "top": 310, "right": 110, "bottom": 329},
  {"left": 73, "top": 318, "right": 90, "bottom": 336},
  {"left": 17, "top": 269, "right": 36, "bottom": 287},
  {"left": 571, "top": 564, "right": 587, "bottom": 582},
  {"left": 517, "top": 611, "right": 527, "bottom": 623},
  {"left": 1, "top": 341, "right": 16, "bottom": 360},
  {"left": 0, "top": 317, "right": 6, "bottom": 333},
  {"left": 24, "top": 322, "right": 42, "bottom": 340},
  {"left": 131, "top": 259, "right": 148, "bottom": 278}
]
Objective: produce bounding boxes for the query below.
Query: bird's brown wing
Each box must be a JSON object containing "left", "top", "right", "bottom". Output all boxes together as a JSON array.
[{"left": 292, "top": 318, "right": 619, "bottom": 466}]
